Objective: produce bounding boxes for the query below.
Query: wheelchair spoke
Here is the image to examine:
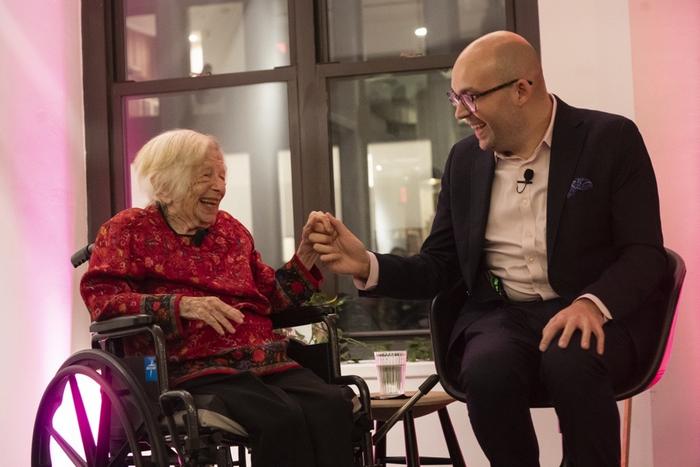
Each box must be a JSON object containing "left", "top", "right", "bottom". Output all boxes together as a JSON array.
[
  {"left": 69, "top": 374, "right": 97, "bottom": 463},
  {"left": 94, "top": 389, "right": 112, "bottom": 466},
  {"left": 49, "top": 425, "right": 88, "bottom": 467}
]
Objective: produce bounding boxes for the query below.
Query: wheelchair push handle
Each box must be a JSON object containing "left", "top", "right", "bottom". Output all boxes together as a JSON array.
[
  {"left": 71, "top": 243, "right": 94, "bottom": 268},
  {"left": 418, "top": 373, "right": 440, "bottom": 394}
]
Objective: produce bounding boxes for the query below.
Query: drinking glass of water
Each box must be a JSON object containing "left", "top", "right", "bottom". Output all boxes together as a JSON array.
[{"left": 374, "top": 350, "right": 407, "bottom": 398}]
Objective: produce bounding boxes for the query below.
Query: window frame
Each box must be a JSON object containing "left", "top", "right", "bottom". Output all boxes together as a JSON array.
[{"left": 81, "top": 0, "right": 539, "bottom": 338}]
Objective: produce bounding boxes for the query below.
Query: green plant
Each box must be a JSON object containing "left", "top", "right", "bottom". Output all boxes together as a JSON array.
[
  {"left": 306, "top": 292, "right": 345, "bottom": 345},
  {"left": 278, "top": 293, "right": 371, "bottom": 362},
  {"left": 407, "top": 338, "right": 433, "bottom": 361}
]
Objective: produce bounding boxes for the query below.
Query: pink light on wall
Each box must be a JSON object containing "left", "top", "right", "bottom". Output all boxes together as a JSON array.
[
  {"left": 628, "top": 0, "right": 700, "bottom": 465},
  {"left": 0, "top": 0, "right": 85, "bottom": 464}
]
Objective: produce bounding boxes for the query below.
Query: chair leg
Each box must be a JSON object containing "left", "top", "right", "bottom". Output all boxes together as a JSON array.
[
  {"left": 403, "top": 411, "right": 420, "bottom": 467},
  {"left": 621, "top": 398, "right": 632, "bottom": 467},
  {"left": 235, "top": 445, "right": 247, "bottom": 467},
  {"left": 375, "top": 420, "right": 387, "bottom": 467},
  {"left": 437, "top": 407, "right": 466, "bottom": 467}
]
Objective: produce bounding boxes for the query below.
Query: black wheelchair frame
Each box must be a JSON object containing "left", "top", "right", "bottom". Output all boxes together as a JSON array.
[{"left": 33, "top": 308, "right": 380, "bottom": 466}]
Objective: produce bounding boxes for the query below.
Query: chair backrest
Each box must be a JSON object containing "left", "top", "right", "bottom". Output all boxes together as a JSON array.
[
  {"left": 429, "top": 247, "right": 686, "bottom": 403},
  {"left": 429, "top": 279, "right": 470, "bottom": 402},
  {"left": 616, "top": 247, "right": 685, "bottom": 399}
]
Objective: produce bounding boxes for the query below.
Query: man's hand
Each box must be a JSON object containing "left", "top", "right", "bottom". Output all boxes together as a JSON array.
[
  {"left": 539, "top": 298, "right": 606, "bottom": 355},
  {"left": 309, "top": 213, "right": 371, "bottom": 280},
  {"left": 296, "top": 211, "right": 333, "bottom": 269},
  {"left": 180, "top": 296, "right": 245, "bottom": 335}
]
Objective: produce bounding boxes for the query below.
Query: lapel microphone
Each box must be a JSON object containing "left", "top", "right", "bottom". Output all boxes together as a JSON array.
[
  {"left": 516, "top": 168, "right": 535, "bottom": 193},
  {"left": 192, "top": 228, "right": 208, "bottom": 246}
]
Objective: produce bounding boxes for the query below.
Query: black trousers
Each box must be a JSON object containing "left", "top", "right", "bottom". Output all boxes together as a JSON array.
[
  {"left": 179, "top": 368, "right": 355, "bottom": 467},
  {"left": 455, "top": 299, "right": 637, "bottom": 467}
]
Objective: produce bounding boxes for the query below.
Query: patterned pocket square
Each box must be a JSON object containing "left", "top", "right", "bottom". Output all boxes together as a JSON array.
[{"left": 567, "top": 177, "right": 593, "bottom": 199}]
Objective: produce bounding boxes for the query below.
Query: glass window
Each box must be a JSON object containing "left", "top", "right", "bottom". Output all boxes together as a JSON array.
[
  {"left": 83, "top": 0, "right": 536, "bottom": 354},
  {"left": 124, "top": 0, "right": 290, "bottom": 80},
  {"left": 326, "top": 0, "right": 506, "bottom": 62},
  {"left": 329, "top": 70, "right": 471, "bottom": 357},
  {"left": 124, "top": 83, "right": 294, "bottom": 267}
]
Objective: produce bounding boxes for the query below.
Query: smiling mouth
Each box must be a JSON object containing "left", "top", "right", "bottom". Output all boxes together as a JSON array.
[
  {"left": 470, "top": 122, "right": 486, "bottom": 131},
  {"left": 200, "top": 197, "right": 220, "bottom": 207}
]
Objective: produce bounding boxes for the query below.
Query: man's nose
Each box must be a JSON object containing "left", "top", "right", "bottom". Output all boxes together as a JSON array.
[{"left": 454, "top": 102, "right": 473, "bottom": 120}]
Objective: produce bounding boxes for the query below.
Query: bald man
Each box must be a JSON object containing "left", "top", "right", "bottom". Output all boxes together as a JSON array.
[{"left": 311, "top": 31, "right": 665, "bottom": 466}]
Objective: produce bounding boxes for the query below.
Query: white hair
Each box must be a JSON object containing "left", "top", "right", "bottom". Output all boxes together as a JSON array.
[{"left": 133, "top": 129, "right": 221, "bottom": 205}]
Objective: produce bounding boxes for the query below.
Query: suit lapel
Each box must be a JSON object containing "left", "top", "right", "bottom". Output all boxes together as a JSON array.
[
  {"left": 547, "top": 97, "right": 586, "bottom": 257},
  {"left": 467, "top": 149, "right": 495, "bottom": 288}
]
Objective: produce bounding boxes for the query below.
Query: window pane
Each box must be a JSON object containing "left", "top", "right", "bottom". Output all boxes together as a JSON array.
[
  {"left": 329, "top": 70, "right": 470, "bottom": 356},
  {"left": 326, "top": 0, "right": 506, "bottom": 62},
  {"left": 124, "top": 0, "right": 289, "bottom": 81},
  {"left": 124, "top": 83, "right": 294, "bottom": 267}
]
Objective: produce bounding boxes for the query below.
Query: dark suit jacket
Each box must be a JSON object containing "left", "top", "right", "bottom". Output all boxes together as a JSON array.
[{"left": 372, "top": 96, "right": 666, "bottom": 362}]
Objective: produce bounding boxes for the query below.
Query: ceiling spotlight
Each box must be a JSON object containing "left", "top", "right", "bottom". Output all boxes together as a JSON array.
[{"left": 414, "top": 27, "right": 427, "bottom": 37}]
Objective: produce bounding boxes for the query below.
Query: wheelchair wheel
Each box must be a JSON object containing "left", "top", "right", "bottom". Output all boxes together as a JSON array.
[{"left": 32, "top": 349, "right": 170, "bottom": 466}]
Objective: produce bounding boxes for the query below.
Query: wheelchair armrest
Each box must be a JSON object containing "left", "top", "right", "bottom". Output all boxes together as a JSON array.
[
  {"left": 333, "top": 374, "right": 373, "bottom": 420},
  {"left": 89, "top": 314, "right": 154, "bottom": 333},
  {"left": 270, "top": 305, "right": 336, "bottom": 329},
  {"left": 89, "top": 305, "right": 332, "bottom": 333},
  {"left": 334, "top": 375, "right": 371, "bottom": 403}
]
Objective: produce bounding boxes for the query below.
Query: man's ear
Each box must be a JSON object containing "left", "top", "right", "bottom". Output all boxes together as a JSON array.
[{"left": 515, "top": 79, "right": 533, "bottom": 105}]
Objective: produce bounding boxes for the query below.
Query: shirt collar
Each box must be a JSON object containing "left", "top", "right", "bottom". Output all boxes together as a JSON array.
[{"left": 494, "top": 94, "right": 557, "bottom": 162}]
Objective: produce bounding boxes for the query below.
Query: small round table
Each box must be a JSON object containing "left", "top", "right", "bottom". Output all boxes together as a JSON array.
[{"left": 370, "top": 391, "right": 466, "bottom": 467}]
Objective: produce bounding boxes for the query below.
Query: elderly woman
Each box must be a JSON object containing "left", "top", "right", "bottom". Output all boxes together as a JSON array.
[{"left": 80, "top": 129, "right": 354, "bottom": 467}]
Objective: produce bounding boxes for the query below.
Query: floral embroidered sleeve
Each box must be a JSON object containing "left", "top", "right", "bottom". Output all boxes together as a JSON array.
[
  {"left": 79, "top": 216, "right": 184, "bottom": 340},
  {"left": 250, "top": 248, "right": 323, "bottom": 312}
]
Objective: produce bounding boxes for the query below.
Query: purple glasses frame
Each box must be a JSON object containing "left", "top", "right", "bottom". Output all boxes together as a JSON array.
[{"left": 447, "top": 78, "right": 533, "bottom": 113}]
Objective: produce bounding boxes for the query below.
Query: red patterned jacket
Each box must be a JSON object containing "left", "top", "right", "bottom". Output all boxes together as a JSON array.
[{"left": 80, "top": 205, "right": 321, "bottom": 386}]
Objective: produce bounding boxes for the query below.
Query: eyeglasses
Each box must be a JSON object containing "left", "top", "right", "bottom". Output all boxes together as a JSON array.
[{"left": 447, "top": 78, "right": 532, "bottom": 114}]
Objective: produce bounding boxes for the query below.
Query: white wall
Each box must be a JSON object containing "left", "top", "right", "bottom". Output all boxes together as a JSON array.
[
  {"left": 628, "top": 1, "right": 700, "bottom": 466},
  {"left": 539, "top": 0, "right": 636, "bottom": 119},
  {"left": 0, "top": 1, "right": 86, "bottom": 464}
]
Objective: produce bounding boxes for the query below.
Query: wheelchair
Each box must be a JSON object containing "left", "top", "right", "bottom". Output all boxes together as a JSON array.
[
  {"left": 32, "top": 244, "right": 380, "bottom": 467},
  {"left": 33, "top": 245, "right": 440, "bottom": 466}
]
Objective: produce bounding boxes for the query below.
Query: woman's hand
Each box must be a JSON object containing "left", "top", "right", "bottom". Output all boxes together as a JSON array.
[
  {"left": 180, "top": 296, "right": 245, "bottom": 335},
  {"left": 296, "top": 211, "right": 333, "bottom": 270},
  {"left": 309, "top": 213, "right": 371, "bottom": 280}
]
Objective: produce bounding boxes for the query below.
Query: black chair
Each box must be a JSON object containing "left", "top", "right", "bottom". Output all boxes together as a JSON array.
[
  {"left": 429, "top": 247, "right": 686, "bottom": 467},
  {"left": 32, "top": 245, "right": 376, "bottom": 467}
]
